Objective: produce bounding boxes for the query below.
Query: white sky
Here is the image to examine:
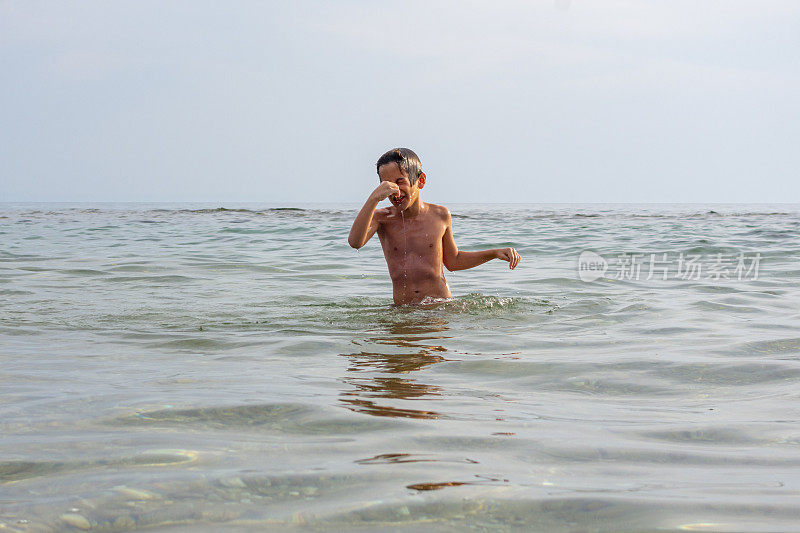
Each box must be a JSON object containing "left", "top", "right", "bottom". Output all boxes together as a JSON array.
[{"left": 1, "top": 0, "right": 799, "bottom": 203}]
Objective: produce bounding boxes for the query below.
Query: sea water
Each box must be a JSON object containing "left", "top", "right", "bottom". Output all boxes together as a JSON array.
[{"left": 1, "top": 202, "right": 800, "bottom": 532}]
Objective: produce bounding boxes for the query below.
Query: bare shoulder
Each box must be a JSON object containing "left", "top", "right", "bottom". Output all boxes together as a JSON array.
[
  {"left": 373, "top": 206, "right": 393, "bottom": 222},
  {"left": 425, "top": 203, "right": 452, "bottom": 223}
]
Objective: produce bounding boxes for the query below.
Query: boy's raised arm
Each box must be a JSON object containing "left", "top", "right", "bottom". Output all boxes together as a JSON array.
[
  {"left": 348, "top": 181, "right": 399, "bottom": 249},
  {"left": 441, "top": 209, "right": 521, "bottom": 271}
]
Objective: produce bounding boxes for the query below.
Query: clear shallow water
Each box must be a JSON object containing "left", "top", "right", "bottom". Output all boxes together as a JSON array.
[{"left": 1, "top": 202, "right": 800, "bottom": 532}]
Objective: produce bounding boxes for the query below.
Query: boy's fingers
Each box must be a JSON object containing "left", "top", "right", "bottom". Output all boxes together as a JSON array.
[{"left": 500, "top": 248, "right": 522, "bottom": 269}]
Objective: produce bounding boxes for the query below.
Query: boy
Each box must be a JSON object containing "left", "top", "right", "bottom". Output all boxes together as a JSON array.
[{"left": 348, "top": 148, "right": 521, "bottom": 305}]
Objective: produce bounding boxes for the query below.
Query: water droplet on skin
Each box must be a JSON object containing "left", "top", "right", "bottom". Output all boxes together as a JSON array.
[{"left": 401, "top": 211, "right": 407, "bottom": 295}]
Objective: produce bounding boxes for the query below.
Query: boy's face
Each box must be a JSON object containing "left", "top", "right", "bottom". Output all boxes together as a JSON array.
[{"left": 378, "top": 162, "right": 425, "bottom": 211}]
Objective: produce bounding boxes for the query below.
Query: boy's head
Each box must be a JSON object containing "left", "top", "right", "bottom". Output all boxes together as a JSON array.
[
  {"left": 376, "top": 148, "right": 423, "bottom": 186},
  {"left": 376, "top": 148, "right": 426, "bottom": 210}
]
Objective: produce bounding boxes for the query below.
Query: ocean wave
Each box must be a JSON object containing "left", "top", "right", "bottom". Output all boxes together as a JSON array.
[
  {"left": 109, "top": 403, "right": 403, "bottom": 434},
  {"left": 170, "top": 207, "right": 307, "bottom": 214}
]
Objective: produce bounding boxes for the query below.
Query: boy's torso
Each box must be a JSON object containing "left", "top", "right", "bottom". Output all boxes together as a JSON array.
[{"left": 376, "top": 202, "right": 451, "bottom": 304}]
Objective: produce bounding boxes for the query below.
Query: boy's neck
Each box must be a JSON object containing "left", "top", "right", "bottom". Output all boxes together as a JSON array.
[{"left": 399, "top": 197, "right": 424, "bottom": 218}]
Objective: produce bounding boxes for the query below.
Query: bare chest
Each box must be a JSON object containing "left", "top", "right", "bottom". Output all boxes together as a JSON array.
[{"left": 378, "top": 214, "right": 446, "bottom": 259}]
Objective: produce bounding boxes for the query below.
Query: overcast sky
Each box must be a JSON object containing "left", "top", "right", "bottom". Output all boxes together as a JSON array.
[{"left": 2, "top": 1, "right": 799, "bottom": 204}]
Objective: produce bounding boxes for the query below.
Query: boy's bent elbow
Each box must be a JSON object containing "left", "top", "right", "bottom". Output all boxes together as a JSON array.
[{"left": 348, "top": 237, "right": 362, "bottom": 249}]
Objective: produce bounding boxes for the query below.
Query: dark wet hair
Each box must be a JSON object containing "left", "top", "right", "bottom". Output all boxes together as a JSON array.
[{"left": 376, "top": 148, "right": 422, "bottom": 186}]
